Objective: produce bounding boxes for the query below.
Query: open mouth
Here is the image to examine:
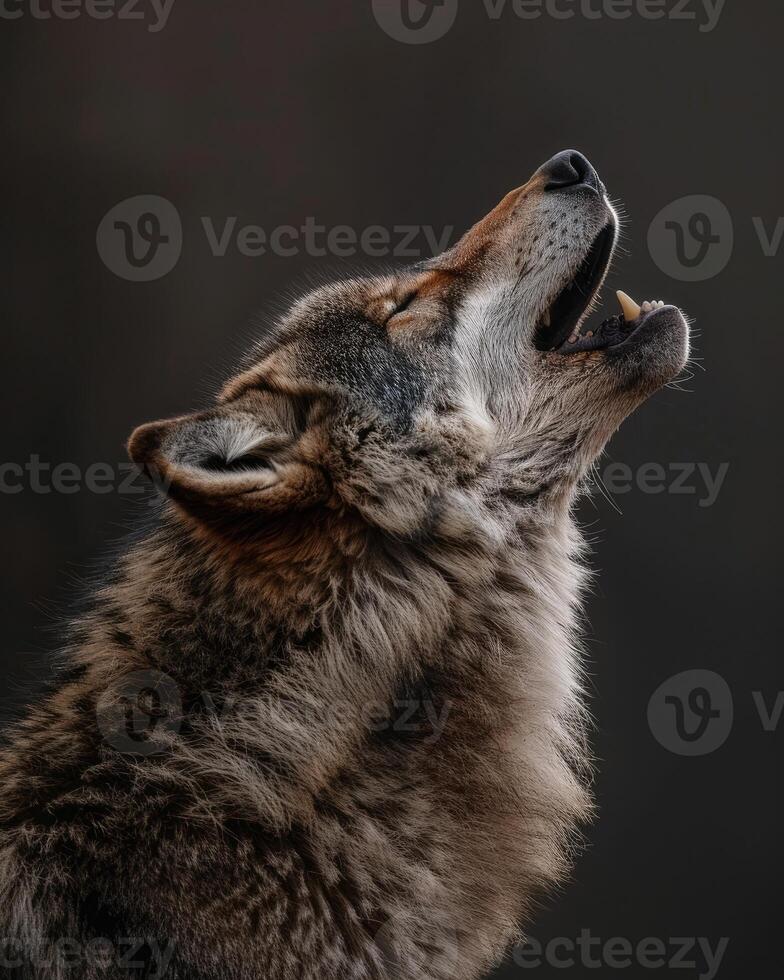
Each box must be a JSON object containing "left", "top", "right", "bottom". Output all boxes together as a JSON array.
[{"left": 533, "top": 225, "right": 672, "bottom": 354}]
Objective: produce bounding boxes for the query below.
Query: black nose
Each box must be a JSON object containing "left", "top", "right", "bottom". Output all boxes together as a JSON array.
[{"left": 540, "top": 150, "right": 602, "bottom": 194}]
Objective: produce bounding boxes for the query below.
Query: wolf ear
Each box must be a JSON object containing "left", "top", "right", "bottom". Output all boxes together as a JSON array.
[{"left": 127, "top": 407, "right": 328, "bottom": 519}]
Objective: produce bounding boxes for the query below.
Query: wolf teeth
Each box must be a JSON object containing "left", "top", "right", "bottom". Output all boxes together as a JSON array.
[
  {"left": 616, "top": 290, "right": 642, "bottom": 323},
  {"left": 641, "top": 300, "right": 666, "bottom": 313}
]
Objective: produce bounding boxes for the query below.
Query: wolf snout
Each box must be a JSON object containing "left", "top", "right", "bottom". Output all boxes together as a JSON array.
[{"left": 539, "top": 149, "right": 603, "bottom": 196}]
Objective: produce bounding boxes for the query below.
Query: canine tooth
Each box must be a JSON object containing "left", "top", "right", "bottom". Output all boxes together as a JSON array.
[{"left": 616, "top": 290, "right": 642, "bottom": 323}]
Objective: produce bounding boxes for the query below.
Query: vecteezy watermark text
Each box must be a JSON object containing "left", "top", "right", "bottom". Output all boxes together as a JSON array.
[
  {"left": 601, "top": 461, "right": 728, "bottom": 509},
  {"left": 200, "top": 216, "right": 454, "bottom": 260},
  {"left": 1, "top": 936, "right": 176, "bottom": 976},
  {"left": 0, "top": 456, "right": 161, "bottom": 499},
  {"left": 0, "top": 456, "right": 730, "bottom": 508},
  {"left": 372, "top": 0, "right": 726, "bottom": 44},
  {"left": 481, "top": 0, "right": 725, "bottom": 33},
  {"left": 96, "top": 194, "right": 455, "bottom": 281},
  {"left": 0, "top": 0, "right": 176, "bottom": 32},
  {"left": 96, "top": 668, "right": 452, "bottom": 757},
  {"left": 511, "top": 931, "right": 729, "bottom": 978}
]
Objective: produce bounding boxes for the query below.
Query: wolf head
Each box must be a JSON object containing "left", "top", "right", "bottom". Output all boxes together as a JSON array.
[{"left": 129, "top": 151, "right": 689, "bottom": 543}]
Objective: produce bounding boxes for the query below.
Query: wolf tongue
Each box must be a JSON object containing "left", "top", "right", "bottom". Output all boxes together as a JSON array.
[{"left": 616, "top": 290, "right": 642, "bottom": 323}]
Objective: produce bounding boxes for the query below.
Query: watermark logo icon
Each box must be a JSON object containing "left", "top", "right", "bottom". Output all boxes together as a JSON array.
[
  {"left": 372, "top": 0, "right": 458, "bottom": 44},
  {"left": 648, "top": 670, "right": 733, "bottom": 756},
  {"left": 96, "top": 195, "right": 182, "bottom": 281},
  {"left": 666, "top": 213, "right": 720, "bottom": 270},
  {"left": 96, "top": 669, "right": 183, "bottom": 756},
  {"left": 648, "top": 195, "right": 733, "bottom": 281}
]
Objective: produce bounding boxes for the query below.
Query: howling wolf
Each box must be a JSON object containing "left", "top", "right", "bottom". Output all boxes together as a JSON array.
[{"left": 0, "top": 150, "right": 689, "bottom": 979}]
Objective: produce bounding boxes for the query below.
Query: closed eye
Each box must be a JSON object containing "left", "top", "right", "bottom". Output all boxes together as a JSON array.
[{"left": 389, "top": 291, "right": 417, "bottom": 319}]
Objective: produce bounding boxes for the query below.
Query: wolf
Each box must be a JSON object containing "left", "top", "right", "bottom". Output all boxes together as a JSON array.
[{"left": 0, "top": 151, "right": 689, "bottom": 979}]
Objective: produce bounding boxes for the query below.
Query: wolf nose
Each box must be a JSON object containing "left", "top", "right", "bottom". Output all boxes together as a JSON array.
[{"left": 540, "top": 150, "right": 603, "bottom": 194}]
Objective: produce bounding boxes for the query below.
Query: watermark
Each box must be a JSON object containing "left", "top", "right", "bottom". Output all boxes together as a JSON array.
[
  {"left": 648, "top": 195, "right": 734, "bottom": 282},
  {"left": 96, "top": 668, "right": 452, "bottom": 756},
  {"left": 96, "top": 668, "right": 184, "bottom": 757},
  {"left": 648, "top": 198, "right": 784, "bottom": 281},
  {"left": 372, "top": 0, "right": 727, "bottom": 43},
  {"left": 751, "top": 215, "right": 784, "bottom": 257},
  {"left": 0, "top": 456, "right": 729, "bottom": 508},
  {"left": 649, "top": 670, "right": 784, "bottom": 756},
  {"left": 199, "top": 216, "right": 454, "bottom": 262},
  {"left": 648, "top": 670, "right": 733, "bottom": 756},
  {"left": 96, "top": 195, "right": 455, "bottom": 281},
  {"left": 601, "top": 461, "right": 729, "bottom": 508},
  {"left": 481, "top": 0, "right": 726, "bottom": 32},
  {"left": 0, "top": 456, "right": 169, "bottom": 501},
  {"left": 1, "top": 936, "right": 176, "bottom": 976},
  {"left": 96, "top": 195, "right": 183, "bottom": 282},
  {"left": 511, "top": 931, "right": 730, "bottom": 978},
  {"left": 0, "top": 0, "right": 176, "bottom": 32},
  {"left": 372, "top": 0, "right": 458, "bottom": 44}
]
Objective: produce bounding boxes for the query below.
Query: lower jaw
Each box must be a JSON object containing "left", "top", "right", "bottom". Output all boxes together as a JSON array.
[{"left": 553, "top": 292, "right": 669, "bottom": 355}]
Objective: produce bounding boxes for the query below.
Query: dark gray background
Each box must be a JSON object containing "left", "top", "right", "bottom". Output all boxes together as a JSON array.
[{"left": 1, "top": 1, "right": 780, "bottom": 977}]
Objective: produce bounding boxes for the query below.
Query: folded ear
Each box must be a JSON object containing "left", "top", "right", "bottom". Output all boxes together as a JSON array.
[{"left": 127, "top": 406, "right": 328, "bottom": 521}]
